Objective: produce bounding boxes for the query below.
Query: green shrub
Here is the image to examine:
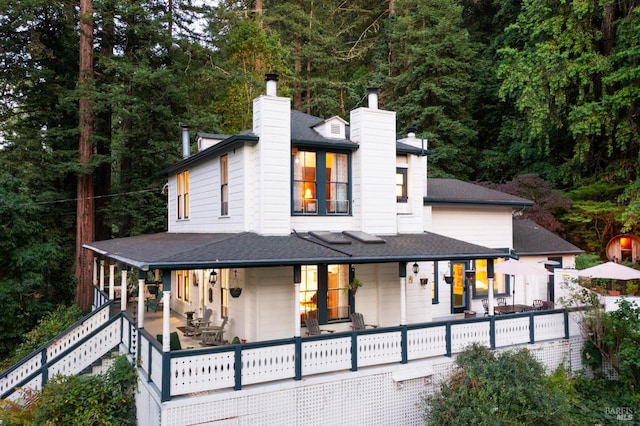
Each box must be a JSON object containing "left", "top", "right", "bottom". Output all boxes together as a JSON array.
[{"left": 423, "top": 344, "right": 575, "bottom": 425}]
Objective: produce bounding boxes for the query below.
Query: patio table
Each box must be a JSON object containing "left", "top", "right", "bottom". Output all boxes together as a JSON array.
[{"left": 494, "top": 304, "right": 532, "bottom": 314}]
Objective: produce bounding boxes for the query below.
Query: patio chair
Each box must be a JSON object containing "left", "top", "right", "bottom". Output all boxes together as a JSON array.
[
  {"left": 481, "top": 299, "right": 489, "bottom": 316},
  {"left": 304, "top": 318, "right": 334, "bottom": 335},
  {"left": 185, "top": 308, "right": 212, "bottom": 336},
  {"left": 496, "top": 297, "right": 507, "bottom": 306},
  {"left": 156, "top": 331, "right": 182, "bottom": 351},
  {"left": 350, "top": 312, "right": 378, "bottom": 330},
  {"left": 145, "top": 290, "right": 164, "bottom": 312},
  {"left": 532, "top": 299, "right": 544, "bottom": 310},
  {"left": 201, "top": 316, "right": 229, "bottom": 346}
]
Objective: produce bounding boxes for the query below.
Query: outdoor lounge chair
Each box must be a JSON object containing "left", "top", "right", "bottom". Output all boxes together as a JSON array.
[
  {"left": 304, "top": 318, "right": 334, "bottom": 335},
  {"left": 200, "top": 316, "right": 229, "bottom": 346},
  {"left": 145, "top": 290, "right": 164, "bottom": 312},
  {"left": 350, "top": 313, "right": 378, "bottom": 330},
  {"left": 185, "top": 308, "right": 212, "bottom": 336}
]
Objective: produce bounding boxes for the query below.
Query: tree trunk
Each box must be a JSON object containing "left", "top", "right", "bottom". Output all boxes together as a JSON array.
[{"left": 75, "top": 0, "right": 95, "bottom": 310}]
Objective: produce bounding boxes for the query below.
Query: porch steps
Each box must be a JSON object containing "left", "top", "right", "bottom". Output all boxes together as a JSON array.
[{"left": 80, "top": 345, "right": 121, "bottom": 376}]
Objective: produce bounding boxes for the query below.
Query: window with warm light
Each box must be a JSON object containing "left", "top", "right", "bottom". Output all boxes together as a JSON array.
[
  {"left": 292, "top": 148, "right": 350, "bottom": 215},
  {"left": 177, "top": 270, "right": 190, "bottom": 302},
  {"left": 396, "top": 168, "right": 408, "bottom": 202},
  {"left": 220, "top": 155, "right": 228, "bottom": 216},
  {"left": 300, "top": 264, "right": 352, "bottom": 324},
  {"left": 473, "top": 259, "right": 509, "bottom": 298},
  {"left": 177, "top": 170, "right": 189, "bottom": 219}
]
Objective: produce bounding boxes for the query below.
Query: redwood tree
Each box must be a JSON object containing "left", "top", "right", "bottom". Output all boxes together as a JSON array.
[{"left": 75, "top": 0, "right": 95, "bottom": 310}]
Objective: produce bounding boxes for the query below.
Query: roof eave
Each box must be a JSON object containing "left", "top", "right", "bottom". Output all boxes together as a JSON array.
[
  {"left": 158, "top": 135, "right": 259, "bottom": 176},
  {"left": 425, "top": 199, "right": 534, "bottom": 208}
]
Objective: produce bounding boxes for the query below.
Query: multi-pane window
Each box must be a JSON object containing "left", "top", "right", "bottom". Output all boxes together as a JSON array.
[
  {"left": 473, "top": 259, "right": 509, "bottom": 298},
  {"left": 300, "top": 264, "right": 351, "bottom": 324},
  {"left": 220, "top": 155, "right": 228, "bottom": 216},
  {"left": 396, "top": 168, "right": 408, "bottom": 202},
  {"left": 177, "top": 170, "right": 189, "bottom": 219},
  {"left": 177, "top": 270, "right": 190, "bottom": 302},
  {"left": 293, "top": 149, "right": 350, "bottom": 215}
]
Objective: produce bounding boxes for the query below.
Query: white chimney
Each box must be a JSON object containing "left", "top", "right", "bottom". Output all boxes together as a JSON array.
[
  {"left": 367, "top": 87, "right": 379, "bottom": 110},
  {"left": 181, "top": 125, "right": 190, "bottom": 158},
  {"left": 265, "top": 72, "right": 279, "bottom": 96}
]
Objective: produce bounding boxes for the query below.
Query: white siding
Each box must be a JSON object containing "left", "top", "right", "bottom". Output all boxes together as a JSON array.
[
  {"left": 431, "top": 206, "right": 513, "bottom": 248},
  {"left": 397, "top": 153, "right": 427, "bottom": 234}
]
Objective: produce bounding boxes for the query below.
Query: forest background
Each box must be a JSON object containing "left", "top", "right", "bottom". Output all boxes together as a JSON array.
[{"left": 0, "top": 0, "right": 639, "bottom": 358}]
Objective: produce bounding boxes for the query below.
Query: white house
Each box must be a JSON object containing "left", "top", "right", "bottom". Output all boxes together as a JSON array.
[{"left": 83, "top": 73, "right": 581, "bottom": 342}]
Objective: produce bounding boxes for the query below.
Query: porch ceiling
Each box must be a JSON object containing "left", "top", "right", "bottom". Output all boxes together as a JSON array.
[{"left": 83, "top": 231, "right": 505, "bottom": 271}]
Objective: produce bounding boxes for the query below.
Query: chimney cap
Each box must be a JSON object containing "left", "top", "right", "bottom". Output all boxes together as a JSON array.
[
  {"left": 366, "top": 87, "right": 379, "bottom": 94},
  {"left": 406, "top": 127, "right": 417, "bottom": 135},
  {"left": 265, "top": 72, "right": 279, "bottom": 82}
]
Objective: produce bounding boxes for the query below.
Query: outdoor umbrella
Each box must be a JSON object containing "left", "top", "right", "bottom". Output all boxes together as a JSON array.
[
  {"left": 494, "top": 259, "right": 553, "bottom": 307},
  {"left": 578, "top": 261, "right": 640, "bottom": 281}
]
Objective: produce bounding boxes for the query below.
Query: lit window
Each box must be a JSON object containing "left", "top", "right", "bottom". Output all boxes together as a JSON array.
[
  {"left": 293, "top": 149, "right": 350, "bottom": 215},
  {"left": 220, "top": 155, "right": 228, "bottom": 216},
  {"left": 300, "top": 264, "right": 352, "bottom": 324},
  {"left": 177, "top": 170, "right": 189, "bottom": 219},
  {"left": 474, "top": 259, "right": 509, "bottom": 298},
  {"left": 396, "top": 168, "right": 407, "bottom": 202},
  {"left": 177, "top": 270, "right": 190, "bottom": 302}
]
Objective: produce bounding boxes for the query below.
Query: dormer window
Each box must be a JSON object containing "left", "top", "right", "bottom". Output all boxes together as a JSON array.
[{"left": 292, "top": 149, "right": 350, "bottom": 215}]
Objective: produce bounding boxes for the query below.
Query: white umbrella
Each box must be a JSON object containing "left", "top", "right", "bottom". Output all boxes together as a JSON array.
[
  {"left": 494, "top": 259, "right": 552, "bottom": 308},
  {"left": 494, "top": 259, "right": 553, "bottom": 276},
  {"left": 578, "top": 261, "right": 640, "bottom": 281}
]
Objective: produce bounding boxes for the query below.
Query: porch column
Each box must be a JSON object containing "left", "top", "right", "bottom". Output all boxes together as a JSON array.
[
  {"left": 93, "top": 257, "right": 98, "bottom": 285},
  {"left": 487, "top": 259, "right": 495, "bottom": 316},
  {"left": 399, "top": 262, "right": 407, "bottom": 325},
  {"left": 162, "top": 291, "right": 171, "bottom": 352},
  {"left": 137, "top": 270, "right": 145, "bottom": 329},
  {"left": 108, "top": 263, "right": 115, "bottom": 300},
  {"left": 120, "top": 268, "right": 127, "bottom": 311},
  {"left": 293, "top": 265, "right": 301, "bottom": 337},
  {"left": 99, "top": 260, "right": 105, "bottom": 292}
]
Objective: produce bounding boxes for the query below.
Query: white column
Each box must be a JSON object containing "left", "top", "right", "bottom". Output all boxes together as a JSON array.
[
  {"left": 400, "top": 276, "right": 407, "bottom": 326},
  {"left": 99, "top": 260, "right": 105, "bottom": 292},
  {"left": 93, "top": 257, "right": 98, "bottom": 285},
  {"left": 294, "top": 282, "right": 301, "bottom": 337},
  {"left": 162, "top": 291, "right": 171, "bottom": 352},
  {"left": 108, "top": 263, "right": 115, "bottom": 300},
  {"left": 137, "top": 274, "right": 145, "bottom": 329},
  {"left": 120, "top": 269, "right": 127, "bottom": 311},
  {"left": 488, "top": 277, "right": 495, "bottom": 316}
]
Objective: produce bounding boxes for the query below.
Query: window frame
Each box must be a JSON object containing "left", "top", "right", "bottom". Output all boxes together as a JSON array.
[
  {"left": 292, "top": 148, "right": 351, "bottom": 216},
  {"left": 177, "top": 170, "right": 189, "bottom": 219},
  {"left": 220, "top": 155, "right": 229, "bottom": 216},
  {"left": 471, "top": 259, "right": 511, "bottom": 299},
  {"left": 396, "top": 167, "right": 408, "bottom": 203},
  {"left": 299, "top": 264, "right": 354, "bottom": 325}
]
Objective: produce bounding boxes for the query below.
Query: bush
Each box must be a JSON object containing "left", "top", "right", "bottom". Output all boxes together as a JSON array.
[
  {"left": 1, "top": 304, "right": 82, "bottom": 372},
  {"left": 423, "top": 344, "right": 575, "bottom": 425}
]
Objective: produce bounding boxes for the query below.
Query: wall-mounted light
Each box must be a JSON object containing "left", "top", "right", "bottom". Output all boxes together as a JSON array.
[
  {"left": 192, "top": 272, "right": 199, "bottom": 286},
  {"left": 412, "top": 262, "right": 420, "bottom": 275},
  {"left": 420, "top": 278, "right": 429, "bottom": 287},
  {"left": 209, "top": 270, "right": 217, "bottom": 285}
]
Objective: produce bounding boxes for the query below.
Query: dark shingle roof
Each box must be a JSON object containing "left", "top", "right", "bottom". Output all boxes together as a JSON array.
[
  {"left": 513, "top": 219, "right": 583, "bottom": 256},
  {"left": 84, "top": 231, "right": 504, "bottom": 271},
  {"left": 426, "top": 179, "right": 534, "bottom": 207}
]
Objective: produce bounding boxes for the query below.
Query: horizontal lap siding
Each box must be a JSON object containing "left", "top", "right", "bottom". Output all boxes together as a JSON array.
[{"left": 432, "top": 207, "right": 513, "bottom": 248}]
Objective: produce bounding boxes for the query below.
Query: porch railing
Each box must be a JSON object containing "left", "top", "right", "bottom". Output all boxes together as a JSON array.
[
  {"left": 139, "top": 308, "right": 583, "bottom": 401},
  {"left": 2, "top": 286, "right": 584, "bottom": 403}
]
